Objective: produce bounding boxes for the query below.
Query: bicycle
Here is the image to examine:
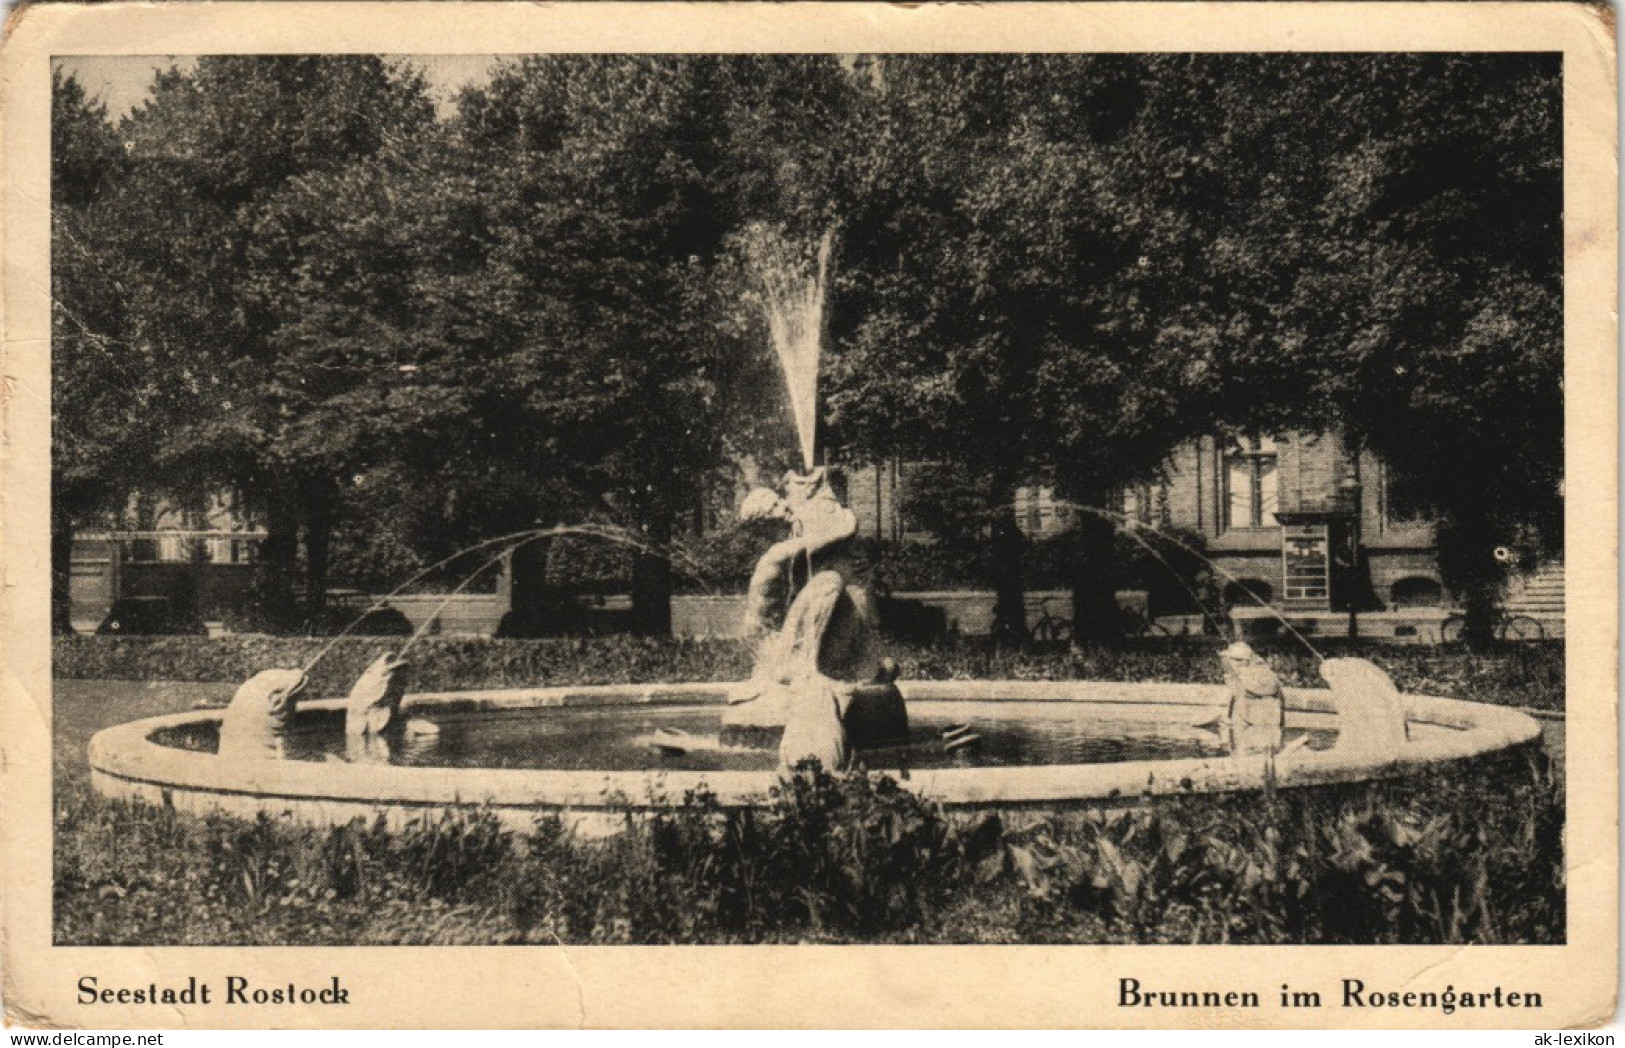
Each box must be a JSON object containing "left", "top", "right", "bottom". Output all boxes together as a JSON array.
[
  {"left": 1438, "top": 608, "right": 1545, "bottom": 643},
  {"left": 1028, "top": 596, "right": 1073, "bottom": 645},
  {"left": 1118, "top": 606, "right": 1172, "bottom": 639}
]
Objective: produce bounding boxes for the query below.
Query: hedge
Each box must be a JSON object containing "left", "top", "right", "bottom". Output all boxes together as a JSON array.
[{"left": 53, "top": 634, "right": 1564, "bottom": 710}]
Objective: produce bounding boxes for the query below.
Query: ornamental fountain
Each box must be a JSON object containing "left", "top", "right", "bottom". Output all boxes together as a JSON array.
[{"left": 87, "top": 230, "right": 1541, "bottom": 835}]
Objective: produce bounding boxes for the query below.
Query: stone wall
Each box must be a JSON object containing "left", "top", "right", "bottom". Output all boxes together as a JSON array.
[{"left": 380, "top": 593, "right": 509, "bottom": 637}]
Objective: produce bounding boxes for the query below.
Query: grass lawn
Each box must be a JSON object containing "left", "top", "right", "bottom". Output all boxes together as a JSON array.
[
  {"left": 51, "top": 637, "right": 1566, "bottom": 946},
  {"left": 53, "top": 679, "right": 232, "bottom": 786}
]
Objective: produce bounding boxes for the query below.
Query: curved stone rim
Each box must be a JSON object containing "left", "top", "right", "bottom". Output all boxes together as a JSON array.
[{"left": 87, "top": 679, "right": 1543, "bottom": 827}]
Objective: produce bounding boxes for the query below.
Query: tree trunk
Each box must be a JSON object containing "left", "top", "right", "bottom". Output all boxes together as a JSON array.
[
  {"left": 988, "top": 480, "right": 1026, "bottom": 648},
  {"left": 1068, "top": 510, "right": 1122, "bottom": 646},
  {"left": 501, "top": 536, "right": 556, "bottom": 637},
  {"left": 1458, "top": 577, "right": 1500, "bottom": 649},
  {"left": 1435, "top": 514, "right": 1501, "bottom": 648},
  {"left": 51, "top": 497, "right": 76, "bottom": 635},
  {"left": 630, "top": 510, "right": 673, "bottom": 637},
  {"left": 302, "top": 478, "right": 336, "bottom": 629},
  {"left": 254, "top": 485, "right": 300, "bottom": 632}
]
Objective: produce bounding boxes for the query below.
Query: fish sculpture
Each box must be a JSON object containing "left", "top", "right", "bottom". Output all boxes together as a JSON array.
[
  {"left": 1318, "top": 656, "right": 1409, "bottom": 756},
  {"left": 217, "top": 668, "right": 307, "bottom": 760},
  {"left": 340, "top": 653, "right": 439, "bottom": 763},
  {"left": 344, "top": 652, "right": 410, "bottom": 738},
  {"left": 1218, "top": 642, "right": 1285, "bottom": 755}
]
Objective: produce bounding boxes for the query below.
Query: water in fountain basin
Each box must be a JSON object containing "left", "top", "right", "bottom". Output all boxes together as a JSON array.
[{"left": 155, "top": 703, "right": 1339, "bottom": 772}]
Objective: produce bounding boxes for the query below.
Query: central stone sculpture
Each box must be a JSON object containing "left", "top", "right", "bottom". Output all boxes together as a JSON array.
[{"left": 726, "top": 465, "right": 907, "bottom": 770}]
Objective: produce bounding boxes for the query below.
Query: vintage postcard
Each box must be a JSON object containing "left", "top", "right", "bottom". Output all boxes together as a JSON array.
[{"left": 2, "top": 1, "right": 1617, "bottom": 1030}]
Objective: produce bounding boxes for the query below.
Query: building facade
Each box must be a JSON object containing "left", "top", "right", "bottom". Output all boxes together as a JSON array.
[
  {"left": 69, "top": 434, "right": 1561, "bottom": 640},
  {"left": 1144, "top": 430, "right": 1443, "bottom": 613},
  {"left": 69, "top": 491, "right": 265, "bottom": 631},
  {"left": 841, "top": 429, "right": 1546, "bottom": 622}
]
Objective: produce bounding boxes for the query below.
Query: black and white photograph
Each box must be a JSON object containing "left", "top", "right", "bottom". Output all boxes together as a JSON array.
[{"left": 5, "top": 1, "right": 1617, "bottom": 1031}]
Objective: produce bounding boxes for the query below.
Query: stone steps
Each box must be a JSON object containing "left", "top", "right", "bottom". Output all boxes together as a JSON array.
[{"left": 1501, "top": 561, "right": 1564, "bottom": 638}]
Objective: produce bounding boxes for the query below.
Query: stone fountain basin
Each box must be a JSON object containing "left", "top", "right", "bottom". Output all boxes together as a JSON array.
[{"left": 87, "top": 679, "right": 1542, "bottom": 837}]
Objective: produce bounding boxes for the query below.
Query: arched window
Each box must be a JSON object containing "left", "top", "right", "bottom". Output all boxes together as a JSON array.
[{"left": 1390, "top": 576, "right": 1444, "bottom": 608}]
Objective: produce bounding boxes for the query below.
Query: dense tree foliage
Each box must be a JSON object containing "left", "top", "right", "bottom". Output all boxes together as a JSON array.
[
  {"left": 53, "top": 54, "right": 1561, "bottom": 639},
  {"left": 52, "top": 70, "right": 142, "bottom": 631},
  {"left": 826, "top": 56, "right": 1217, "bottom": 640},
  {"left": 1142, "top": 55, "right": 1563, "bottom": 641},
  {"left": 52, "top": 57, "right": 438, "bottom": 627},
  {"left": 827, "top": 54, "right": 1560, "bottom": 642}
]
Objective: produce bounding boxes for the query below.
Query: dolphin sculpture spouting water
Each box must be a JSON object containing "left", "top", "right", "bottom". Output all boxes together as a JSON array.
[
  {"left": 1319, "top": 656, "right": 1409, "bottom": 756},
  {"left": 217, "top": 668, "right": 307, "bottom": 760},
  {"left": 344, "top": 652, "right": 410, "bottom": 738},
  {"left": 341, "top": 652, "right": 438, "bottom": 764}
]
